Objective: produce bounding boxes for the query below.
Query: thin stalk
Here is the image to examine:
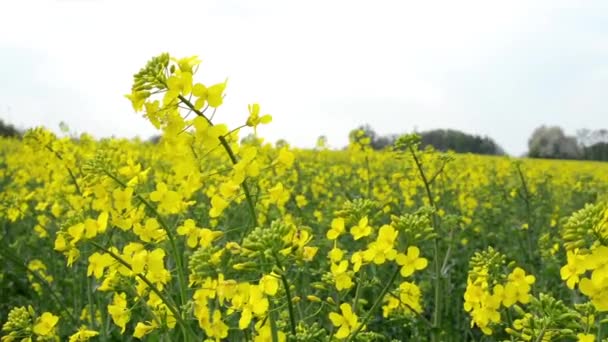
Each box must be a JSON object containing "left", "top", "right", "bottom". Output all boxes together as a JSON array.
[
  {"left": 364, "top": 153, "right": 372, "bottom": 199},
  {"left": 597, "top": 313, "right": 603, "bottom": 341},
  {"left": 269, "top": 306, "right": 279, "bottom": 342},
  {"left": 177, "top": 94, "right": 258, "bottom": 230},
  {"left": 86, "top": 274, "right": 97, "bottom": 330},
  {"left": 534, "top": 324, "right": 547, "bottom": 342},
  {"left": 43, "top": 144, "right": 82, "bottom": 196},
  {"left": 273, "top": 253, "right": 297, "bottom": 335},
  {"left": 515, "top": 163, "right": 536, "bottom": 270},
  {"left": 346, "top": 267, "right": 400, "bottom": 342},
  {"left": 95, "top": 291, "right": 109, "bottom": 340},
  {"left": 409, "top": 146, "right": 443, "bottom": 339},
  {"left": 440, "top": 226, "right": 455, "bottom": 274},
  {"left": 352, "top": 269, "right": 365, "bottom": 313}
]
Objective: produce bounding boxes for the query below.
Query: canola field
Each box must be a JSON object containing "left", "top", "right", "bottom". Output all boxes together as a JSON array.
[{"left": 1, "top": 54, "right": 608, "bottom": 341}]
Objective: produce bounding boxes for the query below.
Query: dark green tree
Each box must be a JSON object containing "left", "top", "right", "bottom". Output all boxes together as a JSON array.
[{"left": 0, "top": 119, "right": 21, "bottom": 138}]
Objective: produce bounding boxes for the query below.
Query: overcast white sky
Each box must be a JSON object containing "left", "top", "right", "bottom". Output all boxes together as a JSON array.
[{"left": 1, "top": 0, "right": 607, "bottom": 155}]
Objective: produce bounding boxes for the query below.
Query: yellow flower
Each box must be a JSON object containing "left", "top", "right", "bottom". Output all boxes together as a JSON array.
[
  {"left": 398, "top": 281, "right": 423, "bottom": 313},
  {"left": 209, "top": 194, "right": 229, "bottom": 218},
  {"left": 363, "top": 225, "right": 398, "bottom": 265},
  {"left": 327, "top": 217, "right": 345, "bottom": 240},
  {"left": 164, "top": 71, "right": 193, "bottom": 104},
  {"left": 586, "top": 246, "right": 608, "bottom": 284},
  {"left": 508, "top": 267, "right": 536, "bottom": 287},
  {"left": 150, "top": 182, "right": 183, "bottom": 214},
  {"left": 246, "top": 103, "right": 272, "bottom": 130},
  {"left": 204, "top": 310, "right": 230, "bottom": 340},
  {"left": 276, "top": 147, "right": 294, "bottom": 169},
  {"left": 329, "top": 246, "right": 345, "bottom": 263},
  {"left": 259, "top": 274, "right": 280, "bottom": 296},
  {"left": 113, "top": 187, "right": 133, "bottom": 212},
  {"left": 133, "top": 218, "right": 166, "bottom": 243},
  {"left": 396, "top": 246, "right": 428, "bottom": 277},
  {"left": 125, "top": 90, "right": 150, "bottom": 111},
  {"left": 497, "top": 282, "right": 531, "bottom": 307},
  {"left": 268, "top": 182, "right": 290, "bottom": 207},
  {"left": 87, "top": 252, "right": 114, "bottom": 279},
  {"left": 331, "top": 260, "right": 353, "bottom": 291},
  {"left": 254, "top": 319, "right": 286, "bottom": 342},
  {"left": 329, "top": 303, "right": 360, "bottom": 339},
  {"left": 302, "top": 246, "right": 318, "bottom": 261},
  {"left": 69, "top": 326, "right": 99, "bottom": 342},
  {"left": 177, "top": 219, "right": 202, "bottom": 248},
  {"left": 577, "top": 333, "right": 596, "bottom": 342},
  {"left": 199, "top": 228, "right": 222, "bottom": 248},
  {"left": 237, "top": 285, "right": 269, "bottom": 329},
  {"left": 174, "top": 55, "right": 201, "bottom": 73},
  {"left": 560, "top": 250, "right": 587, "bottom": 289},
  {"left": 67, "top": 222, "right": 86, "bottom": 244},
  {"left": 295, "top": 195, "right": 308, "bottom": 208},
  {"left": 33, "top": 312, "right": 59, "bottom": 337},
  {"left": 579, "top": 273, "right": 608, "bottom": 311},
  {"left": 350, "top": 217, "right": 371, "bottom": 240},
  {"left": 351, "top": 251, "right": 365, "bottom": 272},
  {"left": 108, "top": 293, "right": 130, "bottom": 333},
  {"left": 207, "top": 80, "right": 227, "bottom": 108},
  {"left": 133, "top": 321, "right": 157, "bottom": 339}
]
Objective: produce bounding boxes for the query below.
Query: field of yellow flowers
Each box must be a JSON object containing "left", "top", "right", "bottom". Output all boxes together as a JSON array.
[{"left": 1, "top": 54, "right": 608, "bottom": 341}]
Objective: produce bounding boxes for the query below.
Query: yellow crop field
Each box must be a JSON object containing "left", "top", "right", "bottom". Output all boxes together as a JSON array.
[{"left": 1, "top": 54, "right": 608, "bottom": 341}]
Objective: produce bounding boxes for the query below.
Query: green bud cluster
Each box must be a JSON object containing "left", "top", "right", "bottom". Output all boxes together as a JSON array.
[
  {"left": 507, "top": 293, "right": 585, "bottom": 340},
  {"left": 1, "top": 306, "right": 35, "bottom": 340},
  {"left": 393, "top": 133, "right": 421, "bottom": 152},
  {"left": 467, "top": 246, "right": 506, "bottom": 284},
  {"left": 81, "top": 151, "right": 118, "bottom": 188},
  {"left": 562, "top": 202, "right": 606, "bottom": 251},
  {"left": 188, "top": 245, "right": 225, "bottom": 283},
  {"left": 288, "top": 322, "right": 327, "bottom": 341},
  {"left": 131, "top": 53, "right": 171, "bottom": 92},
  {"left": 355, "top": 331, "right": 391, "bottom": 341},
  {"left": 334, "top": 198, "right": 378, "bottom": 223},
  {"left": 391, "top": 206, "right": 437, "bottom": 244},
  {"left": 241, "top": 220, "right": 292, "bottom": 261}
]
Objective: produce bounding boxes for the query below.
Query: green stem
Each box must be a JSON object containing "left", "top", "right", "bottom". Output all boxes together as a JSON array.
[
  {"left": 273, "top": 253, "right": 297, "bottom": 335},
  {"left": 534, "top": 324, "right": 547, "bottom": 342},
  {"left": 515, "top": 162, "right": 538, "bottom": 273},
  {"left": 409, "top": 146, "right": 443, "bottom": 339},
  {"left": 177, "top": 94, "right": 258, "bottom": 230},
  {"left": 86, "top": 273, "right": 96, "bottom": 330},
  {"left": 364, "top": 153, "right": 372, "bottom": 199},
  {"left": 269, "top": 306, "right": 279, "bottom": 342},
  {"left": 597, "top": 313, "right": 603, "bottom": 341},
  {"left": 346, "top": 267, "right": 400, "bottom": 342},
  {"left": 352, "top": 269, "right": 365, "bottom": 313},
  {"left": 43, "top": 144, "right": 82, "bottom": 196}
]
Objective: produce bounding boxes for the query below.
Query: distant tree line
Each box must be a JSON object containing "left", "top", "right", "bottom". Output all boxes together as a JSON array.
[
  {"left": 527, "top": 126, "right": 608, "bottom": 161},
  {"left": 0, "top": 119, "right": 21, "bottom": 138},
  {"left": 348, "top": 124, "right": 608, "bottom": 162},
  {"left": 348, "top": 124, "right": 505, "bottom": 155}
]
